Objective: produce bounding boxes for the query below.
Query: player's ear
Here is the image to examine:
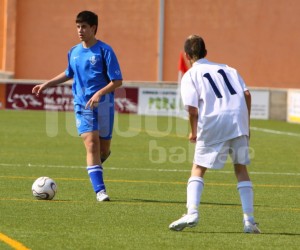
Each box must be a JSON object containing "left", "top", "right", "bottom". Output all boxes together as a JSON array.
[
  {"left": 92, "top": 24, "right": 97, "bottom": 35},
  {"left": 185, "top": 52, "right": 191, "bottom": 60}
]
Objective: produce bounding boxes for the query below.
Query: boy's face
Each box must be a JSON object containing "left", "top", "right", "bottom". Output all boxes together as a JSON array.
[{"left": 76, "top": 22, "right": 96, "bottom": 42}]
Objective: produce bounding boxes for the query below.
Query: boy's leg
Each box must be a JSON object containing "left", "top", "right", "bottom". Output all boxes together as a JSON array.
[
  {"left": 97, "top": 95, "right": 114, "bottom": 164},
  {"left": 169, "top": 165, "right": 206, "bottom": 231},
  {"left": 81, "top": 131, "right": 101, "bottom": 166},
  {"left": 169, "top": 141, "right": 229, "bottom": 231},
  {"left": 235, "top": 164, "right": 260, "bottom": 233},
  {"left": 187, "top": 165, "right": 206, "bottom": 214},
  {"left": 100, "top": 138, "right": 111, "bottom": 163},
  {"left": 235, "top": 164, "right": 252, "bottom": 218},
  {"left": 81, "top": 131, "right": 109, "bottom": 201},
  {"left": 90, "top": 99, "right": 113, "bottom": 199},
  {"left": 231, "top": 136, "right": 260, "bottom": 233}
]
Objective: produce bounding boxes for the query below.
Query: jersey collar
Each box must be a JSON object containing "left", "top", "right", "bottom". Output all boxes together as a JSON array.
[{"left": 193, "top": 58, "right": 209, "bottom": 66}]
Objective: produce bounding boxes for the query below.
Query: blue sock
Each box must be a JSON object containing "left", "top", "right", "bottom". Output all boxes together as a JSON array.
[{"left": 87, "top": 165, "right": 106, "bottom": 193}]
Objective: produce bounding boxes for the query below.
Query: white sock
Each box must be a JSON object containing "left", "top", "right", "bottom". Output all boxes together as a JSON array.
[
  {"left": 237, "top": 181, "right": 254, "bottom": 222},
  {"left": 186, "top": 176, "right": 204, "bottom": 215}
]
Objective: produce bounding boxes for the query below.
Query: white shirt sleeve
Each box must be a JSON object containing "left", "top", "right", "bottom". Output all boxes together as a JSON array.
[
  {"left": 237, "top": 72, "right": 248, "bottom": 91},
  {"left": 180, "top": 72, "right": 199, "bottom": 110}
]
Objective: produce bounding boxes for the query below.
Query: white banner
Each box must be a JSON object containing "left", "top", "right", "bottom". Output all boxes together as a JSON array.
[
  {"left": 287, "top": 90, "right": 300, "bottom": 124},
  {"left": 138, "top": 87, "right": 270, "bottom": 119},
  {"left": 138, "top": 88, "right": 178, "bottom": 116}
]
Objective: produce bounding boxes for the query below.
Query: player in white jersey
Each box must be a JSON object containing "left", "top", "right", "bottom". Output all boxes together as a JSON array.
[{"left": 169, "top": 35, "right": 260, "bottom": 233}]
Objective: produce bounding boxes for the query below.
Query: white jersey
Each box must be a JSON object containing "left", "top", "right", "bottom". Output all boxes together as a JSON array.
[{"left": 181, "top": 58, "right": 249, "bottom": 146}]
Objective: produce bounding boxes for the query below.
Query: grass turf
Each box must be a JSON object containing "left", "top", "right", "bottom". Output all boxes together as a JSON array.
[{"left": 0, "top": 110, "right": 299, "bottom": 249}]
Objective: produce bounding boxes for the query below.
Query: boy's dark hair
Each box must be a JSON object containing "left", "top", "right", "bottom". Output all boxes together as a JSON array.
[
  {"left": 184, "top": 35, "right": 207, "bottom": 60},
  {"left": 76, "top": 11, "right": 98, "bottom": 34}
]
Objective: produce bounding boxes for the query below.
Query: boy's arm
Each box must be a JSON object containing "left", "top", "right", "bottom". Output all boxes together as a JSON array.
[
  {"left": 32, "top": 72, "right": 70, "bottom": 96},
  {"left": 244, "top": 90, "right": 251, "bottom": 136},
  {"left": 188, "top": 106, "right": 198, "bottom": 143},
  {"left": 85, "top": 79, "right": 122, "bottom": 109},
  {"left": 244, "top": 90, "right": 251, "bottom": 118}
]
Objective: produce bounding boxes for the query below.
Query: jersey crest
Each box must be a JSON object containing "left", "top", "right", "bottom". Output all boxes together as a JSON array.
[{"left": 89, "top": 55, "right": 97, "bottom": 65}]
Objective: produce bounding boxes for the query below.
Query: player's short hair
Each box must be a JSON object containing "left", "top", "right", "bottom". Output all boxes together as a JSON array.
[
  {"left": 184, "top": 35, "right": 207, "bottom": 60},
  {"left": 76, "top": 11, "right": 98, "bottom": 34}
]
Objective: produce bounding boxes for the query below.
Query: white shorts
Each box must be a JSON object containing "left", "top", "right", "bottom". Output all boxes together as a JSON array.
[{"left": 193, "top": 135, "right": 250, "bottom": 169}]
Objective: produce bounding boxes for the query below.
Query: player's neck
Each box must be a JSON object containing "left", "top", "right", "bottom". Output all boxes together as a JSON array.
[{"left": 82, "top": 37, "right": 97, "bottom": 48}]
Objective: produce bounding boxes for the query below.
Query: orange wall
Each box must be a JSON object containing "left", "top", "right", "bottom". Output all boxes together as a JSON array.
[
  {"left": 1, "top": 0, "right": 17, "bottom": 72},
  {"left": 0, "top": 84, "right": 6, "bottom": 109},
  {"left": 2, "top": 0, "right": 300, "bottom": 88},
  {"left": 14, "top": 0, "right": 159, "bottom": 81},
  {"left": 163, "top": 0, "right": 300, "bottom": 88},
  {"left": 0, "top": 0, "right": 5, "bottom": 69}
]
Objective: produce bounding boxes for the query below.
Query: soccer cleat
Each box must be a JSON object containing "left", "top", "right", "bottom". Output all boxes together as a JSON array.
[
  {"left": 244, "top": 220, "right": 261, "bottom": 234},
  {"left": 169, "top": 214, "right": 199, "bottom": 231},
  {"left": 96, "top": 190, "right": 110, "bottom": 202}
]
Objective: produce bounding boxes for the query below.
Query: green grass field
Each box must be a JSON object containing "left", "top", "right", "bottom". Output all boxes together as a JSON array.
[{"left": 0, "top": 110, "right": 299, "bottom": 250}]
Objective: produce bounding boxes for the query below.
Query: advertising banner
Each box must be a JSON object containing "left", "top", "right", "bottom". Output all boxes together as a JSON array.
[
  {"left": 4, "top": 83, "right": 138, "bottom": 113},
  {"left": 287, "top": 90, "right": 300, "bottom": 124},
  {"left": 1, "top": 83, "right": 279, "bottom": 121},
  {"left": 114, "top": 87, "right": 138, "bottom": 114},
  {"left": 6, "top": 84, "right": 74, "bottom": 111},
  {"left": 138, "top": 87, "right": 178, "bottom": 116}
]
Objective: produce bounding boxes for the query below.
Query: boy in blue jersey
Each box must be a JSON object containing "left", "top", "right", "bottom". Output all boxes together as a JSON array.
[{"left": 32, "top": 11, "right": 123, "bottom": 201}]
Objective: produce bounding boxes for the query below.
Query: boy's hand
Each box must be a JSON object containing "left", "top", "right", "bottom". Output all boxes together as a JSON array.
[
  {"left": 32, "top": 84, "right": 45, "bottom": 97},
  {"left": 85, "top": 92, "right": 102, "bottom": 109},
  {"left": 189, "top": 133, "right": 197, "bottom": 143}
]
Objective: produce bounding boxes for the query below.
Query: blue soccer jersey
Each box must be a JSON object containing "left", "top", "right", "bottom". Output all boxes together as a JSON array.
[
  {"left": 65, "top": 40, "right": 123, "bottom": 106},
  {"left": 65, "top": 40, "right": 122, "bottom": 137}
]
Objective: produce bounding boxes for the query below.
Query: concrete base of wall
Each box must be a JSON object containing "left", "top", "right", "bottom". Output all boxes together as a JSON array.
[
  {"left": 0, "top": 71, "right": 14, "bottom": 79},
  {"left": 269, "top": 89, "right": 287, "bottom": 121}
]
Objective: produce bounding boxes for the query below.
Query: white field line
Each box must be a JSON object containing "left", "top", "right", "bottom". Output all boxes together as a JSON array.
[
  {"left": 250, "top": 126, "right": 300, "bottom": 137},
  {"left": 127, "top": 126, "right": 300, "bottom": 138},
  {"left": 0, "top": 163, "right": 299, "bottom": 176}
]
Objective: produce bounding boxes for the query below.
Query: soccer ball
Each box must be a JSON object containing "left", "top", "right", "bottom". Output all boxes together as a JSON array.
[{"left": 32, "top": 177, "right": 57, "bottom": 200}]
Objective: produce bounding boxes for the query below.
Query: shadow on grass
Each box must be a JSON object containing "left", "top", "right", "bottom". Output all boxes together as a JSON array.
[
  {"left": 112, "top": 198, "right": 242, "bottom": 207},
  {"left": 180, "top": 231, "right": 300, "bottom": 236},
  {"left": 111, "top": 198, "right": 266, "bottom": 210}
]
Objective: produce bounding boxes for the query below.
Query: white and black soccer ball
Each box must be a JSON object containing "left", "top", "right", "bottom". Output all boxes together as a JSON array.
[{"left": 32, "top": 177, "right": 57, "bottom": 200}]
